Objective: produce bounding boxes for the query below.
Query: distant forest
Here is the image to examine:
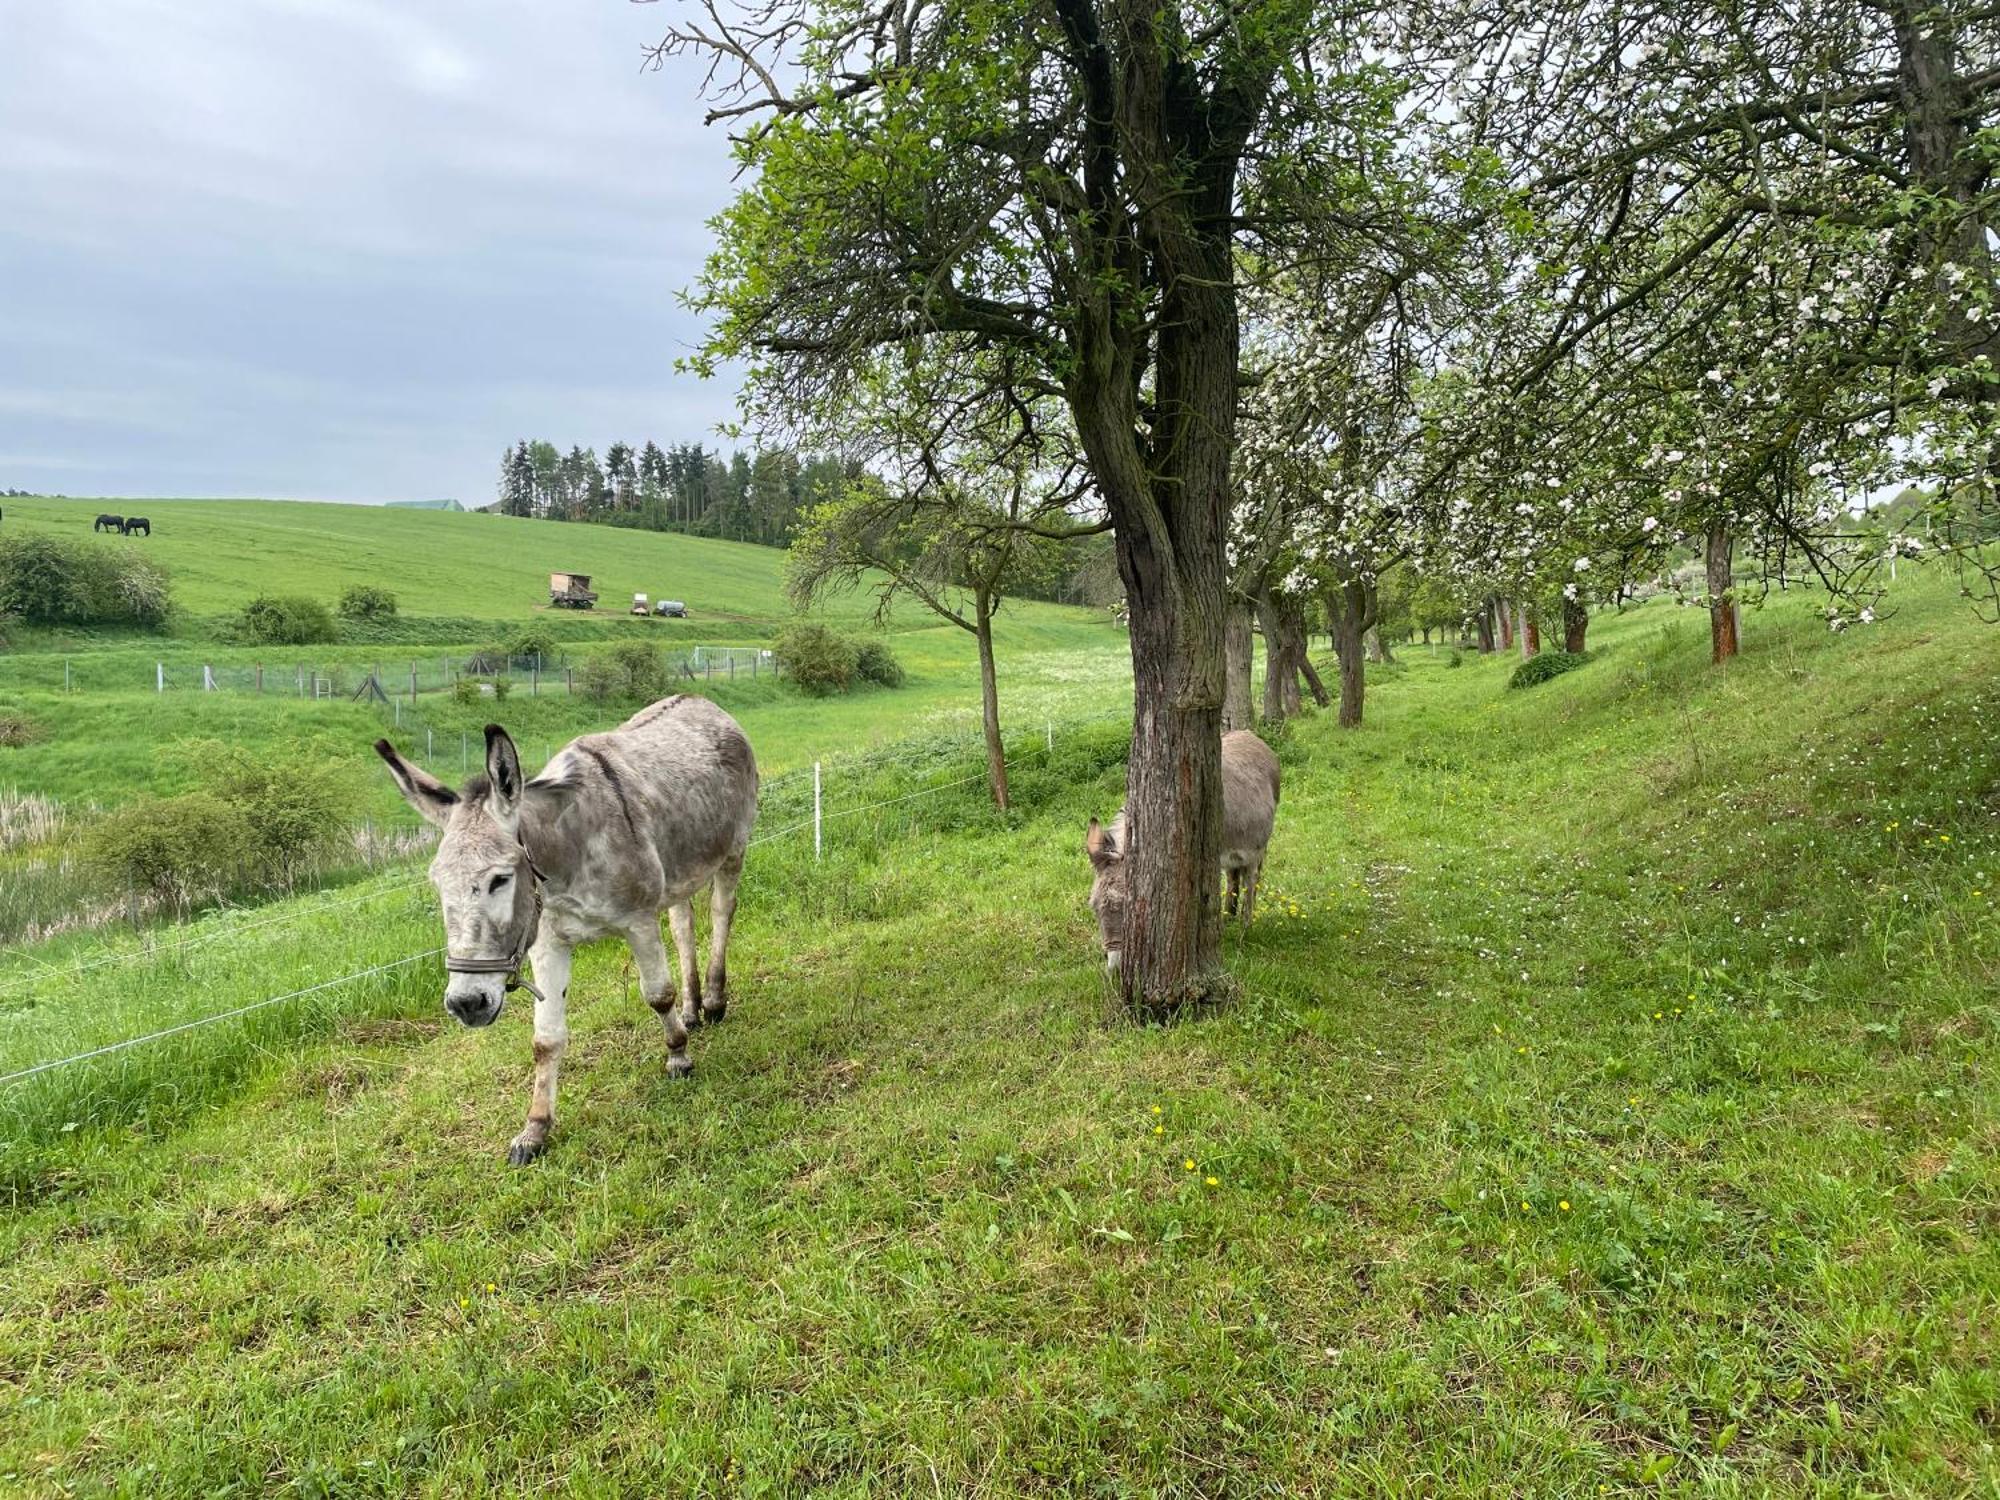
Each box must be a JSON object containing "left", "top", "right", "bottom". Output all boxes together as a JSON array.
[{"left": 495, "top": 440, "right": 851, "bottom": 547}]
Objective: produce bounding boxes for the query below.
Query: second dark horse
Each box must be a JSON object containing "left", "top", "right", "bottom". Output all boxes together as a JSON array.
[
  {"left": 94, "top": 513, "right": 124, "bottom": 533},
  {"left": 121, "top": 516, "right": 150, "bottom": 536}
]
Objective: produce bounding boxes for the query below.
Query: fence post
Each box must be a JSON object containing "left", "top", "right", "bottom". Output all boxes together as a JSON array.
[
  {"left": 297, "top": 664, "right": 304, "bottom": 696},
  {"left": 156, "top": 661, "right": 164, "bottom": 692},
  {"left": 64, "top": 660, "right": 71, "bottom": 693},
  {"left": 410, "top": 663, "right": 418, "bottom": 702},
  {"left": 532, "top": 666, "right": 538, "bottom": 697},
  {"left": 813, "top": 761, "right": 823, "bottom": 861},
  {"left": 394, "top": 700, "right": 401, "bottom": 727},
  {"left": 426, "top": 728, "right": 433, "bottom": 762},
  {"left": 566, "top": 668, "right": 574, "bottom": 696},
  {"left": 255, "top": 663, "right": 263, "bottom": 693},
  {"left": 1046, "top": 719, "right": 1053, "bottom": 753},
  {"left": 730, "top": 654, "right": 736, "bottom": 682}
]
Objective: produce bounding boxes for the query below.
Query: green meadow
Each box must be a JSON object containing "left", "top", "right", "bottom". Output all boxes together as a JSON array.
[
  {"left": 0, "top": 497, "right": 1130, "bottom": 810},
  {"left": 3, "top": 565, "right": 1998, "bottom": 1494},
  {"left": 0, "top": 496, "right": 841, "bottom": 626}
]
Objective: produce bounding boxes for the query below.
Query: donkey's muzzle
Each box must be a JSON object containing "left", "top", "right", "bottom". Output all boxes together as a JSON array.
[{"left": 445, "top": 986, "right": 504, "bottom": 1028}]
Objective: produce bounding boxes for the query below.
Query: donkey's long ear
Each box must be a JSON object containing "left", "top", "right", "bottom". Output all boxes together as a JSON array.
[
  {"left": 374, "top": 739, "right": 457, "bottom": 828},
  {"left": 484, "top": 724, "right": 524, "bottom": 816},
  {"left": 1085, "top": 817, "right": 1119, "bottom": 870}
]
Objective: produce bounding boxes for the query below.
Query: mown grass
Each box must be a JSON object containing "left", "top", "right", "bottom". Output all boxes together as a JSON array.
[{"left": 3, "top": 574, "right": 1999, "bottom": 1495}]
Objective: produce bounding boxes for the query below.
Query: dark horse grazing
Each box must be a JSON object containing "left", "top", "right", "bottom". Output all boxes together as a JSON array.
[
  {"left": 94, "top": 514, "right": 124, "bottom": 533},
  {"left": 121, "top": 516, "right": 150, "bottom": 536}
]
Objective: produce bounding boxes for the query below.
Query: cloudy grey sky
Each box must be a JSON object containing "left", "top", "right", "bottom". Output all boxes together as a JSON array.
[{"left": 1, "top": 1, "right": 742, "bottom": 504}]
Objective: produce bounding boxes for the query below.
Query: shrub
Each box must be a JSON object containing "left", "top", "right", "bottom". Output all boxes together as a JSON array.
[
  {"left": 508, "top": 627, "right": 557, "bottom": 666},
  {"left": 853, "top": 638, "right": 905, "bottom": 688},
  {"left": 337, "top": 584, "right": 399, "bottom": 622},
  {"left": 1446, "top": 648, "right": 1464, "bottom": 669},
  {"left": 452, "top": 675, "right": 511, "bottom": 706},
  {"left": 775, "top": 623, "right": 859, "bottom": 697},
  {"left": 0, "top": 711, "right": 45, "bottom": 747},
  {"left": 1508, "top": 650, "right": 1589, "bottom": 689},
  {"left": 162, "top": 740, "right": 359, "bottom": 890},
  {"left": 84, "top": 793, "right": 249, "bottom": 912},
  {"left": 580, "top": 641, "right": 669, "bottom": 704},
  {"left": 0, "top": 534, "right": 172, "bottom": 629},
  {"left": 235, "top": 593, "right": 338, "bottom": 645}
]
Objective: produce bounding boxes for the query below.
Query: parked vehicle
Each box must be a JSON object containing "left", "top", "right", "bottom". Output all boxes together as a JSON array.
[
  {"left": 655, "top": 599, "right": 688, "bottom": 618},
  {"left": 549, "top": 572, "right": 598, "bottom": 610},
  {"left": 632, "top": 593, "right": 650, "bottom": 616}
]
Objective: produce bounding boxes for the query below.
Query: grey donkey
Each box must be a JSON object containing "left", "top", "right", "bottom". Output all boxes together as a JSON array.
[
  {"left": 376, "top": 695, "right": 758, "bottom": 1164},
  {"left": 1084, "top": 729, "right": 1281, "bottom": 973}
]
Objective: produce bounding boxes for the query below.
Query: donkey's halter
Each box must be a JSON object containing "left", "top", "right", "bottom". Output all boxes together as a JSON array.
[{"left": 443, "top": 845, "right": 548, "bottom": 1005}]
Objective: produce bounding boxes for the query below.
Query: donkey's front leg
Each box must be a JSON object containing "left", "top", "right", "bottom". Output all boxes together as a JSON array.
[
  {"left": 628, "top": 916, "right": 694, "bottom": 1079},
  {"left": 509, "top": 939, "right": 572, "bottom": 1167}
]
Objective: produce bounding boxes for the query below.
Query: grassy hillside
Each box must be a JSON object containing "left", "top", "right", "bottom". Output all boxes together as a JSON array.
[
  {"left": 0, "top": 495, "right": 867, "bottom": 626},
  {"left": 4, "top": 574, "right": 2000, "bottom": 1494},
  {"left": 0, "top": 495, "right": 1130, "bottom": 812}
]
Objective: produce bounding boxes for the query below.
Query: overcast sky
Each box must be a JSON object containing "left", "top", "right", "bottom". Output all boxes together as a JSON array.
[{"left": 0, "top": 1, "right": 743, "bottom": 504}]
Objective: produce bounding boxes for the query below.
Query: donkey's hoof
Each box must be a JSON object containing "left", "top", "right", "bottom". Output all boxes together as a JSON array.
[
  {"left": 680, "top": 1002, "right": 704, "bottom": 1030},
  {"left": 506, "top": 1137, "right": 547, "bottom": 1167},
  {"left": 701, "top": 997, "right": 728, "bottom": 1025},
  {"left": 666, "top": 1053, "right": 695, "bottom": 1080}
]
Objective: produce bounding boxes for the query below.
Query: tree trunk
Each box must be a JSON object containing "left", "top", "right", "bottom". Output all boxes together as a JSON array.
[
  {"left": 1328, "top": 579, "right": 1372, "bottom": 729},
  {"left": 1475, "top": 603, "right": 1495, "bottom": 653},
  {"left": 1705, "top": 519, "right": 1740, "bottom": 662},
  {"left": 1562, "top": 596, "right": 1588, "bottom": 654},
  {"left": 1255, "top": 587, "right": 1304, "bottom": 723},
  {"left": 1496, "top": 597, "right": 1515, "bottom": 651},
  {"left": 1518, "top": 601, "right": 1539, "bottom": 659},
  {"left": 1223, "top": 598, "right": 1255, "bottom": 731},
  {"left": 1365, "top": 626, "right": 1395, "bottom": 664},
  {"left": 1298, "top": 651, "right": 1331, "bottom": 708},
  {"left": 974, "top": 590, "right": 1008, "bottom": 810}
]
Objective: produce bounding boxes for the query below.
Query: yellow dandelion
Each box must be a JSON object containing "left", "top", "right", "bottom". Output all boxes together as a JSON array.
[
  {"left": 1205, "top": 1176, "right": 1219, "bottom": 1187},
  {"left": 458, "top": 1297, "right": 469, "bottom": 1309},
  {"left": 1559, "top": 1200, "right": 1571, "bottom": 1212},
  {"left": 1653, "top": 1010, "right": 1663, "bottom": 1019},
  {"left": 1153, "top": 1125, "right": 1165, "bottom": 1136},
  {"left": 1150, "top": 1105, "right": 1162, "bottom": 1115},
  {"left": 485, "top": 1283, "right": 497, "bottom": 1294},
  {"left": 1941, "top": 833, "right": 1952, "bottom": 843},
  {"left": 1520, "top": 1200, "right": 1531, "bottom": 1211},
  {"left": 1516, "top": 1045, "right": 1528, "bottom": 1054},
  {"left": 1184, "top": 1158, "right": 1196, "bottom": 1171}
]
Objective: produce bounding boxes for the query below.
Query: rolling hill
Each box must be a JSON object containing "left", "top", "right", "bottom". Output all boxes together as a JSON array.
[{"left": 0, "top": 496, "right": 852, "bottom": 626}]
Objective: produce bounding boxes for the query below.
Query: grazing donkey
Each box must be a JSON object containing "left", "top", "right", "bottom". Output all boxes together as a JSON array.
[
  {"left": 375, "top": 695, "right": 758, "bottom": 1164},
  {"left": 93, "top": 513, "right": 124, "bottom": 533},
  {"left": 1084, "top": 729, "right": 1281, "bottom": 973},
  {"left": 120, "top": 516, "right": 150, "bottom": 536}
]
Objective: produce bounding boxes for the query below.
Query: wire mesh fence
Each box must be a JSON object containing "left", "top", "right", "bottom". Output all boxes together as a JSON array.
[{"left": 40, "top": 645, "right": 780, "bottom": 699}]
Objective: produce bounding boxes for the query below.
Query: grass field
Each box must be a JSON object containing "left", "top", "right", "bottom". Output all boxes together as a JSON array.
[
  {"left": 0, "top": 496, "right": 859, "bottom": 627},
  {"left": 0, "top": 494, "right": 1130, "bottom": 812},
  {"left": 4, "top": 570, "right": 1998, "bottom": 1494}
]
